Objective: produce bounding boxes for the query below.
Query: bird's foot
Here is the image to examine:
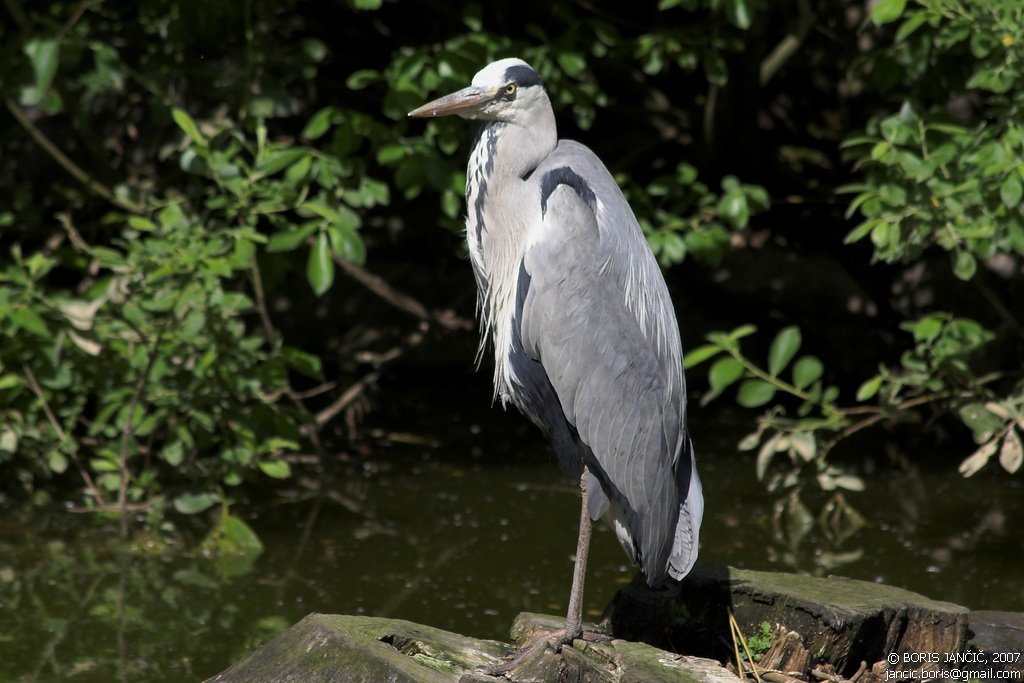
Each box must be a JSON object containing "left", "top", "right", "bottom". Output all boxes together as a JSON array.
[{"left": 482, "top": 625, "right": 610, "bottom": 677}]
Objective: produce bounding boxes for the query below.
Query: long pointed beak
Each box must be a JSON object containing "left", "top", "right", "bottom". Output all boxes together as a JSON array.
[{"left": 407, "top": 85, "right": 495, "bottom": 118}]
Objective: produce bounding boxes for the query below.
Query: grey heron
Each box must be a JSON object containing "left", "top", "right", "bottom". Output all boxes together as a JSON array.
[{"left": 409, "top": 57, "right": 703, "bottom": 656}]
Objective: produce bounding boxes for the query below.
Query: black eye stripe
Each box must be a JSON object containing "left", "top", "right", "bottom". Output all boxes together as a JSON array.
[{"left": 502, "top": 64, "right": 542, "bottom": 88}]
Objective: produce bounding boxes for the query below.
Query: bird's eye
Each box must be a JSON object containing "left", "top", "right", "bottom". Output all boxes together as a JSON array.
[{"left": 504, "top": 83, "right": 517, "bottom": 97}]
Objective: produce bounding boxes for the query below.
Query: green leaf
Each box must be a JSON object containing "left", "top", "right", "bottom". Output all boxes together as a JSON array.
[
  {"left": 128, "top": 216, "right": 157, "bottom": 232},
  {"left": 204, "top": 513, "right": 264, "bottom": 555},
  {"left": 702, "top": 357, "right": 744, "bottom": 405},
  {"left": 172, "top": 108, "right": 207, "bottom": 146},
  {"left": 737, "top": 379, "right": 777, "bottom": 408},
  {"left": 870, "top": 0, "right": 906, "bottom": 25},
  {"left": 303, "top": 107, "right": 335, "bottom": 140},
  {"left": 267, "top": 224, "right": 317, "bottom": 252},
  {"left": 718, "top": 192, "right": 749, "bottom": 228},
  {"left": 301, "top": 38, "right": 328, "bottom": 63},
  {"left": 162, "top": 441, "right": 184, "bottom": 467},
  {"left": 909, "top": 314, "right": 944, "bottom": 342},
  {"left": 856, "top": 375, "right": 883, "bottom": 402},
  {"left": 704, "top": 51, "right": 727, "bottom": 86},
  {"left": 11, "top": 308, "right": 49, "bottom": 336},
  {"left": 173, "top": 492, "right": 219, "bottom": 515},
  {"left": 768, "top": 326, "right": 801, "bottom": 376},
  {"left": 376, "top": 144, "right": 407, "bottom": 165},
  {"left": 47, "top": 450, "right": 68, "bottom": 474},
  {"left": 791, "top": 356, "right": 823, "bottom": 390},
  {"left": 285, "top": 154, "right": 313, "bottom": 185},
  {"left": 729, "top": 324, "right": 757, "bottom": 341},
  {"left": 0, "top": 429, "right": 18, "bottom": 452},
  {"left": 281, "top": 346, "right": 323, "bottom": 380},
  {"left": 298, "top": 200, "right": 360, "bottom": 230},
  {"left": 25, "top": 39, "right": 59, "bottom": 95},
  {"left": 346, "top": 69, "right": 379, "bottom": 90},
  {"left": 327, "top": 224, "right": 366, "bottom": 265},
  {"left": 895, "top": 12, "right": 927, "bottom": 41},
  {"left": 306, "top": 232, "right": 334, "bottom": 296},
  {"left": 959, "top": 403, "right": 1004, "bottom": 438},
  {"left": 258, "top": 459, "right": 292, "bottom": 480},
  {"left": 441, "top": 188, "right": 461, "bottom": 219},
  {"left": 1001, "top": 174, "right": 1022, "bottom": 209},
  {"left": 684, "top": 344, "right": 722, "bottom": 368},
  {"left": 557, "top": 53, "right": 587, "bottom": 77},
  {"left": 725, "top": 0, "right": 752, "bottom": 30},
  {"left": 256, "top": 148, "right": 305, "bottom": 177},
  {"left": 953, "top": 251, "right": 976, "bottom": 281}
]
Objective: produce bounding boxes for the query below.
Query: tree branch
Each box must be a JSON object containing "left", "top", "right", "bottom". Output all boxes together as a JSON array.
[
  {"left": 4, "top": 98, "right": 145, "bottom": 214},
  {"left": 23, "top": 364, "right": 107, "bottom": 506},
  {"left": 117, "top": 344, "right": 159, "bottom": 538},
  {"left": 336, "top": 256, "right": 472, "bottom": 331},
  {"left": 759, "top": 0, "right": 815, "bottom": 86}
]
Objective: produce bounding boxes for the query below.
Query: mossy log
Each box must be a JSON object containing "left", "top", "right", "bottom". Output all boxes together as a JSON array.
[
  {"left": 206, "top": 612, "right": 737, "bottom": 683},
  {"left": 205, "top": 614, "right": 510, "bottom": 683}
]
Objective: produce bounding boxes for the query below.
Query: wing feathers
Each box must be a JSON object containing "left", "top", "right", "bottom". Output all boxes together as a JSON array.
[{"left": 520, "top": 182, "right": 682, "bottom": 580}]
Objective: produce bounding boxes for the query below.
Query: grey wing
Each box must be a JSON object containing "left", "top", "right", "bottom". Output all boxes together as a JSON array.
[{"left": 518, "top": 171, "right": 689, "bottom": 582}]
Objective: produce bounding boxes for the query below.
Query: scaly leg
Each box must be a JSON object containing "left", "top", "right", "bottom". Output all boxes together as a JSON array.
[
  {"left": 486, "top": 467, "right": 594, "bottom": 675},
  {"left": 563, "top": 465, "right": 592, "bottom": 639}
]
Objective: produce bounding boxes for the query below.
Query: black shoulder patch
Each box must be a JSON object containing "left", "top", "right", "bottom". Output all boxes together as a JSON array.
[
  {"left": 503, "top": 64, "right": 543, "bottom": 89},
  {"left": 540, "top": 167, "right": 597, "bottom": 216}
]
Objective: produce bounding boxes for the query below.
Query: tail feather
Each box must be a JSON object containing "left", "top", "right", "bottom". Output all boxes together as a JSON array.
[{"left": 668, "top": 438, "right": 703, "bottom": 580}]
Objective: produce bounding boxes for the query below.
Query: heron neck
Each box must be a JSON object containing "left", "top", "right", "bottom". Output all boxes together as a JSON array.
[
  {"left": 489, "top": 107, "right": 557, "bottom": 179},
  {"left": 465, "top": 104, "right": 556, "bottom": 402}
]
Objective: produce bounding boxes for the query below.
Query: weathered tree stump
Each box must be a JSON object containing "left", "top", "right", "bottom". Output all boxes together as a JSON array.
[{"left": 604, "top": 561, "right": 970, "bottom": 677}]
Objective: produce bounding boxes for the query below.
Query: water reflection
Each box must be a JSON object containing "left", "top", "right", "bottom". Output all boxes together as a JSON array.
[{"left": 1, "top": 380, "right": 1022, "bottom": 681}]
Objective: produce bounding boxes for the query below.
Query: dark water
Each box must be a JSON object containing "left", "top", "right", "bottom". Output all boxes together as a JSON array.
[{"left": 1, "top": 369, "right": 1022, "bottom": 682}]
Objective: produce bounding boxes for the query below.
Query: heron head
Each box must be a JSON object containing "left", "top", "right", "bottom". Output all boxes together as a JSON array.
[{"left": 408, "top": 58, "right": 547, "bottom": 122}]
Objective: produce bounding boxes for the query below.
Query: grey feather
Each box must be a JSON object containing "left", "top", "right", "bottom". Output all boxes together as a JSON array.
[{"left": 414, "top": 57, "right": 702, "bottom": 586}]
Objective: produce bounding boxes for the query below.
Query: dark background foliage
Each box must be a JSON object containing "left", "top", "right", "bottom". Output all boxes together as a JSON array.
[{"left": 1, "top": 0, "right": 1022, "bottom": 543}]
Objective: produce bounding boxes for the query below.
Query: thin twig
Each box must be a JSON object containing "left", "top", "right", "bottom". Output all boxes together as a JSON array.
[
  {"left": 729, "top": 609, "right": 764, "bottom": 682},
  {"left": 57, "top": 0, "right": 103, "bottom": 39},
  {"left": 4, "top": 98, "right": 144, "bottom": 214},
  {"left": 68, "top": 502, "right": 152, "bottom": 513},
  {"left": 315, "top": 371, "right": 380, "bottom": 427},
  {"left": 974, "top": 272, "right": 1024, "bottom": 339},
  {"left": 759, "top": 0, "right": 815, "bottom": 86},
  {"left": 23, "top": 364, "right": 107, "bottom": 506},
  {"left": 292, "top": 380, "right": 339, "bottom": 400},
  {"left": 314, "top": 325, "right": 429, "bottom": 428},
  {"left": 730, "top": 610, "right": 746, "bottom": 680},
  {"left": 824, "top": 377, "right": 1005, "bottom": 453},
  {"left": 336, "top": 257, "right": 472, "bottom": 331},
  {"left": 762, "top": 672, "right": 806, "bottom": 683},
  {"left": 1, "top": 0, "right": 30, "bottom": 31},
  {"left": 249, "top": 255, "right": 277, "bottom": 343},
  {"left": 117, "top": 345, "right": 159, "bottom": 538},
  {"left": 248, "top": 254, "right": 330, "bottom": 460}
]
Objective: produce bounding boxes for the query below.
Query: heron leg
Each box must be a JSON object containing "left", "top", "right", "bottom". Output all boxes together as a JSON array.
[
  {"left": 564, "top": 465, "right": 592, "bottom": 639},
  {"left": 484, "top": 467, "right": 600, "bottom": 676}
]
